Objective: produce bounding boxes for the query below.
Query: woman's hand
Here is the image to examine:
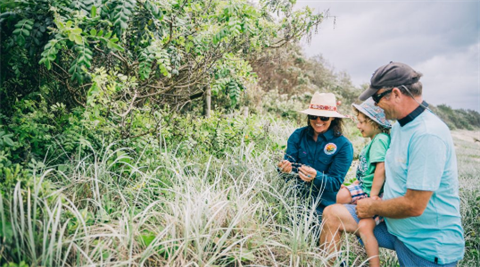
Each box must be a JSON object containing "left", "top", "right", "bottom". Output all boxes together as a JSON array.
[
  {"left": 277, "top": 160, "right": 292, "bottom": 173},
  {"left": 298, "top": 165, "right": 316, "bottom": 182}
]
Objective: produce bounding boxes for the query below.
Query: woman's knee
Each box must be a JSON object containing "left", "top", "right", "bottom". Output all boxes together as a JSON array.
[
  {"left": 323, "top": 204, "right": 358, "bottom": 232},
  {"left": 323, "top": 204, "right": 342, "bottom": 219}
]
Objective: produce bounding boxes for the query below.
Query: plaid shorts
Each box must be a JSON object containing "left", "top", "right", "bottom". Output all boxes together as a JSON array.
[
  {"left": 346, "top": 184, "right": 369, "bottom": 204},
  {"left": 345, "top": 184, "right": 384, "bottom": 225}
]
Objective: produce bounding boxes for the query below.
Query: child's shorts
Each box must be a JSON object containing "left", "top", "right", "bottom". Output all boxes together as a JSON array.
[
  {"left": 345, "top": 184, "right": 368, "bottom": 204},
  {"left": 345, "top": 184, "right": 384, "bottom": 225}
]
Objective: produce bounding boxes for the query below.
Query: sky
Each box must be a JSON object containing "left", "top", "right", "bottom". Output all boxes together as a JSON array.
[{"left": 296, "top": 0, "right": 480, "bottom": 111}]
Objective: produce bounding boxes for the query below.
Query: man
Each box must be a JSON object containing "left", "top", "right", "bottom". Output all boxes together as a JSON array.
[{"left": 320, "top": 62, "right": 464, "bottom": 266}]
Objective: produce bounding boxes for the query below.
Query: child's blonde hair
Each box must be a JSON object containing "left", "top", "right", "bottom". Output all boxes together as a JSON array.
[{"left": 353, "top": 106, "right": 390, "bottom": 134}]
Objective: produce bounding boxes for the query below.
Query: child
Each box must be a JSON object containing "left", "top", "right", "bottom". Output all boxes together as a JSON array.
[{"left": 336, "top": 98, "right": 391, "bottom": 267}]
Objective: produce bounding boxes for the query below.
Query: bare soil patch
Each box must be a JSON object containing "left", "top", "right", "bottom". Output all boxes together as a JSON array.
[
  {"left": 451, "top": 130, "right": 480, "bottom": 144},
  {"left": 452, "top": 130, "right": 480, "bottom": 162}
]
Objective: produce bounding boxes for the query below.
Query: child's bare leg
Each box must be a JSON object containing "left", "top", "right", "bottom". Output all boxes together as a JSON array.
[
  {"left": 336, "top": 187, "right": 352, "bottom": 204},
  {"left": 358, "top": 218, "right": 380, "bottom": 267}
]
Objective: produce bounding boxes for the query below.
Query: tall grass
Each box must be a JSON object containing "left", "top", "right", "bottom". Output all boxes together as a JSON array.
[
  {"left": 454, "top": 132, "right": 480, "bottom": 266},
  {"left": 1, "top": 118, "right": 478, "bottom": 266}
]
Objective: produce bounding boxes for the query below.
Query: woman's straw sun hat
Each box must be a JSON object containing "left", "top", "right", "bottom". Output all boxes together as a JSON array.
[{"left": 300, "top": 92, "right": 347, "bottom": 118}]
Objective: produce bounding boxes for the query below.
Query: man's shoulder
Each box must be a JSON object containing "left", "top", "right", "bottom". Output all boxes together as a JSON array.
[
  {"left": 417, "top": 111, "right": 451, "bottom": 139},
  {"left": 402, "top": 111, "right": 451, "bottom": 138},
  {"left": 397, "top": 112, "right": 455, "bottom": 155}
]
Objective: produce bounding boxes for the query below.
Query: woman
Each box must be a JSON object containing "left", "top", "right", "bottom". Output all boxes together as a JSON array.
[{"left": 278, "top": 92, "right": 354, "bottom": 214}]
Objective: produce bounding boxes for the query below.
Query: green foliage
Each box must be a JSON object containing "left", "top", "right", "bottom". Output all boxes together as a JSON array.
[
  {"left": 0, "top": 165, "right": 33, "bottom": 193},
  {"left": 1, "top": 1, "right": 478, "bottom": 265},
  {"left": 0, "top": 107, "right": 479, "bottom": 266},
  {"left": 462, "top": 190, "right": 480, "bottom": 262},
  {"left": 431, "top": 105, "right": 480, "bottom": 130},
  {"left": 12, "top": 19, "right": 34, "bottom": 46},
  {"left": 2, "top": 262, "right": 29, "bottom": 267},
  {"left": 250, "top": 45, "right": 360, "bottom": 117},
  {"left": 0, "top": 129, "right": 17, "bottom": 168},
  {"left": 138, "top": 42, "right": 171, "bottom": 80},
  {"left": 211, "top": 54, "right": 255, "bottom": 107},
  {"left": 1, "top": 0, "right": 323, "bottom": 119},
  {"left": 150, "top": 112, "right": 278, "bottom": 161}
]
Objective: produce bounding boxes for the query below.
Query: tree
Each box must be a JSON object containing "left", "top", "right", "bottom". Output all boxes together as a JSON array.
[
  {"left": 1, "top": 0, "right": 323, "bottom": 123},
  {"left": 0, "top": 0, "right": 324, "bottom": 163}
]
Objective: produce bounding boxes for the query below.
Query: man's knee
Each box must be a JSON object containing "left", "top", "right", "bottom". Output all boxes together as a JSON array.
[{"left": 323, "top": 204, "right": 345, "bottom": 226}]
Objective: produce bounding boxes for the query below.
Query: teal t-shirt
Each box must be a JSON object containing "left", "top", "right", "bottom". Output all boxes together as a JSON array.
[
  {"left": 356, "top": 133, "right": 390, "bottom": 196},
  {"left": 384, "top": 110, "right": 464, "bottom": 264}
]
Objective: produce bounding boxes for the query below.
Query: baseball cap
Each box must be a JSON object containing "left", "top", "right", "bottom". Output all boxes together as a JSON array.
[{"left": 359, "top": 62, "right": 421, "bottom": 101}]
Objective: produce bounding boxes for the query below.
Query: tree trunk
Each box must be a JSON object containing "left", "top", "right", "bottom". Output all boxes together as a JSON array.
[{"left": 204, "top": 87, "right": 211, "bottom": 117}]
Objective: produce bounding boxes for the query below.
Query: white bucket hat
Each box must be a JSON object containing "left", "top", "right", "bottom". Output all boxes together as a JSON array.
[{"left": 299, "top": 92, "right": 347, "bottom": 118}]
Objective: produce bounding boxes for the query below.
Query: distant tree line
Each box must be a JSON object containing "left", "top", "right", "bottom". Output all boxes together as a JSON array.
[
  {"left": 431, "top": 105, "right": 480, "bottom": 130},
  {"left": 250, "top": 45, "right": 480, "bottom": 130}
]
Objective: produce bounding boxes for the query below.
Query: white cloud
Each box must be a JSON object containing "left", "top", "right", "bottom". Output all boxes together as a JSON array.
[
  {"left": 415, "top": 43, "right": 479, "bottom": 111},
  {"left": 297, "top": 0, "right": 480, "bottom": 111}
]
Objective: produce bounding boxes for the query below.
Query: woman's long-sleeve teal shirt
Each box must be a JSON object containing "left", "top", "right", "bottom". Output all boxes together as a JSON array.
[{"left": 284, "top": 126, "right": 354, "bottom": 214}]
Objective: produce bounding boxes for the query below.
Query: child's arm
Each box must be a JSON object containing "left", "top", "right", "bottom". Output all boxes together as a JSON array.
[{"left": 370, "top": 162, "right": 385, "bottom": 198}]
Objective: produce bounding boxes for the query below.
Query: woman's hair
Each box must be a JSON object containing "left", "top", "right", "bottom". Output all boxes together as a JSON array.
[
  {"left": 353, "top": 108, "right": 390, "bottom": 134},
  {"left": 306, "top": 116, "right": 345, "bottom": 137}
]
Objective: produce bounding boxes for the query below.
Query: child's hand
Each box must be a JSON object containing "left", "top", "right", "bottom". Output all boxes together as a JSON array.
[
  {"left": 353, "top": 180, "right": 360, "bottom": 185},
  {"left": 370, "top": 195, "right": 381, "bottom": 201}
]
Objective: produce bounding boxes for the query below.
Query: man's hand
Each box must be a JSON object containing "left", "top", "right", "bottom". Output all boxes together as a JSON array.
[
  {"left": 357, "top": 189, "right": 433, "bottom": 219},
  {"left": 356, "top": 198, "right": 380, "bottom": 219},
  {"left": 277, "top": 160, "right": 292, "bottom": 173},
  {"left": 298, "top": 165, "right": 316, "bottom": 182}
]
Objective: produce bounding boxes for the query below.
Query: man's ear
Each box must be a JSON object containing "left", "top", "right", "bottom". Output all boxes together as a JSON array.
[{"left": 392, "top": 87, "right": 402, "bottom": 99}]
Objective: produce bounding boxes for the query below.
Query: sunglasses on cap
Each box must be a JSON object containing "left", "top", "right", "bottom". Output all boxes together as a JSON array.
[
  {"left": 308, "top": 115, "right": 331, "bottom": 121},
  {"left": 372, "top": 89, "right": 393, "bottom": 104}
]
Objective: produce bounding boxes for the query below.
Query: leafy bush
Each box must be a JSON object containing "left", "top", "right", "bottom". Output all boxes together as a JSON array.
[
  {"left": 432, "top": 104, "right": 480, "bottom": 130},
  {"left": 1, "top": 0, "right": 323, "bottom": 120}
]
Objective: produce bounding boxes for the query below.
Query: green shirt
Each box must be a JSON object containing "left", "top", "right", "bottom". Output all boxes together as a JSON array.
[{"left": 356, "top": 133, "right": 390, "bottom": 196}]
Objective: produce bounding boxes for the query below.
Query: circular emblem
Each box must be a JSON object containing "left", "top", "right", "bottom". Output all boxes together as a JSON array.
[{"left": 324, "top": 143, "right": 337, "bottom": 155}]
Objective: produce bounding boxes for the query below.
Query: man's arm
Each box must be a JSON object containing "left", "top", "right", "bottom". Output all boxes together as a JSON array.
[{"left": 356, "top": 189, "right": 433, "bottom": 219}]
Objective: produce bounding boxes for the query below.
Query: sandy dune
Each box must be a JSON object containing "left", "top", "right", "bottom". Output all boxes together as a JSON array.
[{"left": 451, "top": 130, "right": 480, "bottom": 144}]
